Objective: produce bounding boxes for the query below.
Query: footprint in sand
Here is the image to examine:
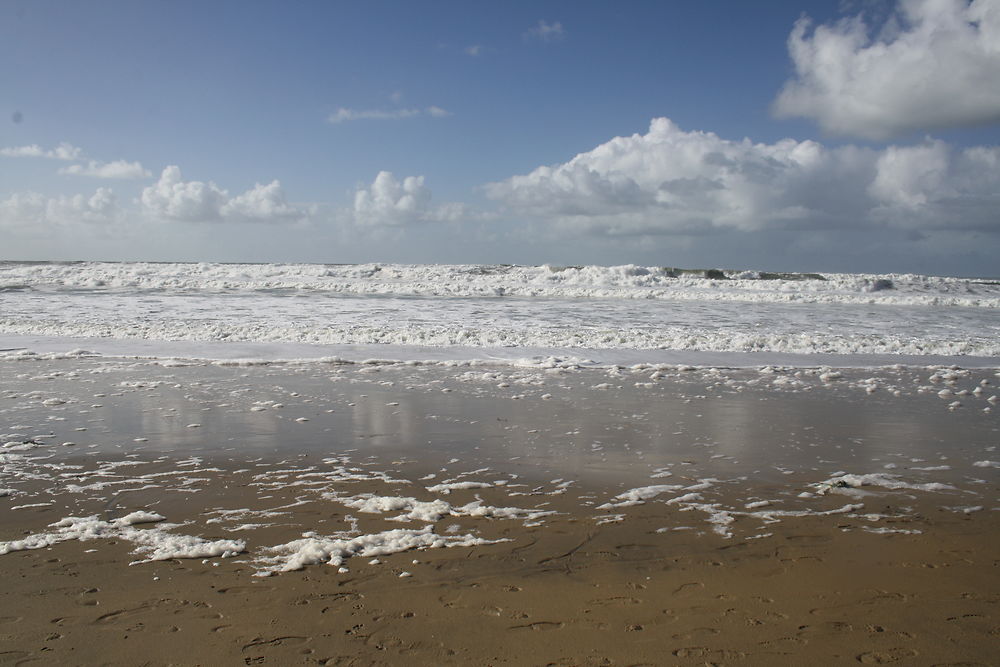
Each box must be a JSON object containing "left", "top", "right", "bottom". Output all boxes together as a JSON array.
[
  {"left": 671, "top": 627, "right": 720, "bottom": 641},
  {"left": 945, "top": 613, "right": 985, "bottom": 624},
  {"left": 797, "top": 621, "right": 854, "bottom": 635},
  {"left": 216, "top": 585, "right": 274, "bottom": 595},
  {"left": 865, "top": 625, "right": 914, "bottom": 639},
  {"left": 672, "top": 647, "right": 746, "bottom": 660},
  {"left": 94, "top": 606, "right": 150, "bottom": 624},
  {"left": 241, "top": 636, "right": 310, "bottom": 651},
  {"left": 758, "top": 635, "right": 808, "bottom": 649},
  {"left": 509, "top": 621, "right": 564, "bottom": 631},
  {"left": 863, "top": 590, "right": 909, "bottom": 604},
  {"left": 297, "top": 591, "right": 361, "bottom": 606},
  {"left": 672, "top": 581, "right": 704, "bottom": 595},
  {"left": 587, "top": 596, "right": 641, "bottom": 607},
  {"left": 857, "top": 647, "right": 919, "bottom": 663}
]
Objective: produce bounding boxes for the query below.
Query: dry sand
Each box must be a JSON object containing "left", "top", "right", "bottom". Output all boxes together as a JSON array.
[{"left": 1, "top": 358, "right": 997, "bottom": 665}]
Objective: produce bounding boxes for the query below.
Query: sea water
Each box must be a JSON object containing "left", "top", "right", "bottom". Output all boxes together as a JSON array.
[
  {"left": 1, "top": 262, "right": 997, "bottom": 571},
  {"left": 2, "top": 261, "right": 999, "bottom": 363}
]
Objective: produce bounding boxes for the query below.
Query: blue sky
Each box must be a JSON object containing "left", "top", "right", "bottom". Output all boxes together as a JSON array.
[{"left": 2, "top": 0, "right": 999, "bottom": 275}]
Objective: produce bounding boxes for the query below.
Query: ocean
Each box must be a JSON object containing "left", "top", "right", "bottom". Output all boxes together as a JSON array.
[{"left": 2, "top": 261, "right": 999, "bottom": 365}]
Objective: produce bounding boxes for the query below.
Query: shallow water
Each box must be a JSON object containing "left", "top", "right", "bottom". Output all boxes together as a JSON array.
[{"left": 3, "top": 359, "right": 996, "bottom": 560}]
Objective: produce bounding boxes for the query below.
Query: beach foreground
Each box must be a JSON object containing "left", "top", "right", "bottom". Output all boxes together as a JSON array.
[{"left": 1, "top": 356, "right": 997, "bottom": 665}]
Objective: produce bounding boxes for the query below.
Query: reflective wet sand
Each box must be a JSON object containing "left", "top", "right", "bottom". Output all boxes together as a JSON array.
[{"left": 1, "top": 359, "right": 997, "bottom": 664}]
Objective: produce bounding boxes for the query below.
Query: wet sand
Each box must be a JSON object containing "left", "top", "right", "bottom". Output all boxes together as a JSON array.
[{"left": 1, "top": 357, "right": 998, "bottom": 665}]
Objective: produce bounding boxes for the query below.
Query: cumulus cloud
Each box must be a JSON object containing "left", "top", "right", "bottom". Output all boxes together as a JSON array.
[
  {"left": 0, "top": 142, "right": 83, "bottom": 160},
  {"left": 58, "top": 159, "right": 152, "bottom": 179},
  {"left": 486, "top": 117, "right": 1000, "bottom": 236},
  {"left": 0, "top": 187, "right": 122, "bottom": 230},
  {"left": 869, "top": 140, "right": 1000, "bottom": 229},
  {"left": 352, "top": 171, "right": 466, "bottom": 227},
  {"left": 140, "top": 166, "right": 303, "bottom": 223},
  {"left": 220, "top": 180, "right": 303, "bottom": 221},
  {"left": 140, "top": 166, "right": 228, "bottom": 221},
  {"left": 773, "top": 0, "right": 1000, "bottom": 139},
  {"left": 525, "top": 19, "right": 565, "bottom": 41},
  {"left": 328, "top": 106, "right": 451, "bottom": 124}
]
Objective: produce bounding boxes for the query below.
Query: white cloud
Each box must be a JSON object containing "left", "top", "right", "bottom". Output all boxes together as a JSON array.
[
  {"left": 58, "top": 159, "right": 152, "bottom": 179},
  {"left": 140, "top": 166, "right": 228, "bottom": 221},
  {"left": 525, "top": 19, "right": 565, "bottom": 42},
  {"left": 328, "top": 106, "right": 451, "bottom": 124},
  {"left": 773, "top": 0, "right": 1000, "bottom": 139},
  {"left": 869, "top": 140, "right": 1000, "bottom": 229},
  {"left": 140, "top": 166, "right": 304, "bottom": 223},
  {"left": 425, "top": 106, "right": 451, "bottom": 118},
  {"left": 220, "top": 180, "right": 303, "bottom": 221},
  {"left": 465, "top": 45, "right": 483, "bottom": 56},
  {"left": 0, "top": 187, "right": 122, "bottom": 231},
  {"left": 0, "top": 142, "right": 83, "bottom": 160},
  {"left": 486, "top": 117, "right": 1000, "bottom": 236},
  {"left": 352, "top": 171, "right": 466, "bottom": 227}
]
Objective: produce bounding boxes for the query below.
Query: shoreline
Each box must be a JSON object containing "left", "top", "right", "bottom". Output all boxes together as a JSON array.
[
  {"left": 4, "top": 333, "right": 1000, "bottom": 370},
  {"left": 2, "top": 357, "right": 997, "bottom": 664}
]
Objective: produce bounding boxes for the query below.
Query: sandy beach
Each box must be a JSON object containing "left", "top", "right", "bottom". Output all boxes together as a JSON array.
[
  {"left": 6, "top": 0, "right": 1000, "bottom": 662},
  {"left": 1, "top": 357, "right": 997, "bottom": 665}
]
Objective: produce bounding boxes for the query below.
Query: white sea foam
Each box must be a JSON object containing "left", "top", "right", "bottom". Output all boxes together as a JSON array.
[
  {"left": 812, "top": 473, "right": 956, "bottom": 495},
  {"left": 337, "top": 493, "right": 556, "bottom": 524},
  {"left": 2, "top": 262, "right": 998, "bottom": 306},
  {"left": 254, "top": 525, "right": 500, "bottom": 576},
  {"left": 597, "top": 484, "right": 684, "bottom": 509},
  {"left": 1, "top": 261, "right": 998, "bottom": 362},
  {"left": 0, "top": 512, "right": 245, "bottom": 562},
  {"left": 425, "top": 481, "right": 494, "bottom": 494}
]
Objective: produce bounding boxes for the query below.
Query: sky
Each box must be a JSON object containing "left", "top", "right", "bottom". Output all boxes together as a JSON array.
[{"left": 2, "top": 0, "right": 999, "bottom": 275}]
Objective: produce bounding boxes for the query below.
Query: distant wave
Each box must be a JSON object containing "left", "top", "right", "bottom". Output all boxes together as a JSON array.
[
  {"left": 1, "top": 318, "right": 997, "bottom": 358},
  {"left": 1, "top": 261, "right": 998, "bottom": 308}
]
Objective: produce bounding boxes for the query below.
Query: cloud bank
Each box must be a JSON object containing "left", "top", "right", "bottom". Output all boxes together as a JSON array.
[
  {"left": 1, "top": 142, "right": 83, "bottom": 161},
  {"left": 58, "top": 160, "right": 151, "bottom": 179},
  {"left": 773, "top": 0, "right": 1000, "bottom": 139},
  {"left": 1, "top": 167, "right": 305, "bottom": 235},
  {"left": 140, "top": 166, "right": 303, "bottom": 222},
  {"left": 0, "top": 188, "right": 121, "bottom": 231},
  {"left": 352, "top": 171, "right": 466, "bottom": 227},
  {"left": 486, "top": 117, "right": 1000, "bottom": 236}
]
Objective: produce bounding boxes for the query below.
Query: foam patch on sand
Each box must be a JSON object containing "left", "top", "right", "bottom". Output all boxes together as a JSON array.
[
  {"left": 337, "top": 493, "right": 557, "bottom": 524},
  {"left": 425, "top": 481, "right": 495, "bottom": 494},
  {"left": 254, "top": 525, "right": 502, "bottom": 576},
  {"left": 0, "top": 511, "right": 245, "bottom": 563},
  {"left": 810, "top": 473, "right": 956, "bottom": 496},
  {"left": 596, "top": 484, "right": 685, "bottom": 509}
]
